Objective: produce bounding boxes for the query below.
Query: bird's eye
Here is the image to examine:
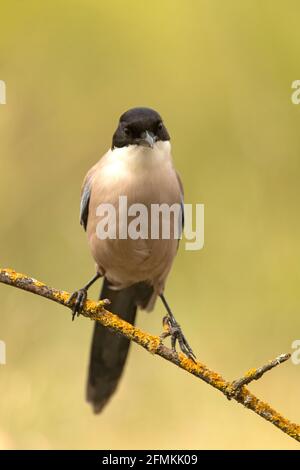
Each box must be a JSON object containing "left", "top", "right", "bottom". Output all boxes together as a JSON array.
[
  {"left": 157, "top": 122, "right": 163, "bottom": 131},
  {"left": 124, "top": 127, "right": 130, "bottom": 136}
]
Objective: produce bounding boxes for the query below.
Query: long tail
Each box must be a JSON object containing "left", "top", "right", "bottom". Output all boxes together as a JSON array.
[{"left": 86, "top": 277, "right": 153, "bottom": 413}]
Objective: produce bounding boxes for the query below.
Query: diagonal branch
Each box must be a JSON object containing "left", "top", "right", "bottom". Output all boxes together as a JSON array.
[{"left": 0, "top": 268, "right": 299, "bottom": 443}]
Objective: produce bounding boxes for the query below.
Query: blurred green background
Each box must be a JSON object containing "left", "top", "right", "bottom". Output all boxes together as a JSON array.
[{"left": 0, "top": 0, "right": 300, "bottom": 450}]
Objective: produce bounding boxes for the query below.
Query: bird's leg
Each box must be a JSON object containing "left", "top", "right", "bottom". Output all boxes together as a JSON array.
[
  {"left": 160, "top": 293, "right": 196, "bottom": 361},
  {"left": 67, "top": 273, "right": 101, "bottom": 321}
]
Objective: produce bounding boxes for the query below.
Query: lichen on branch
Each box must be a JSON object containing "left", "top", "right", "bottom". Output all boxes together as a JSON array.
[{"left": 0, "top": 268, "right": 299, "bottom": 443}]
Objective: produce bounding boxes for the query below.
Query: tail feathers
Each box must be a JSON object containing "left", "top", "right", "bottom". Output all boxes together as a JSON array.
[{"left": 86, "top": 278, "right": 153, "bottom": 413}]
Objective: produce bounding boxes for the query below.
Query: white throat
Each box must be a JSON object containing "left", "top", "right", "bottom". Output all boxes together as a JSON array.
[{"left": 105, "top": 141, "right": 172, "bottom": 175}]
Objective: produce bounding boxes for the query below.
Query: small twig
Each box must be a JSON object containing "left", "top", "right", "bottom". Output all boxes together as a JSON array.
[
  {"left": 231, "top": 353, "right": 291, "bottom": 392},
  {"left": 0, "top": 268, "right": 299, "bottom": 443}
]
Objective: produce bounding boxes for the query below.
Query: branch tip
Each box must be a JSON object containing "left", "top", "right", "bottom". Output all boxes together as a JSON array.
[{"left": 0, "top": 268, "right": 299, "bottom": 443}]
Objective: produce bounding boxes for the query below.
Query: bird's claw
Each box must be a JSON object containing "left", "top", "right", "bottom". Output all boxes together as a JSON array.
[
  {"left": 161, "top": 315, "right": 196, "bottom": 362},
  {"left": 67, "top": 288, "right": 88, "bottom": 321}
]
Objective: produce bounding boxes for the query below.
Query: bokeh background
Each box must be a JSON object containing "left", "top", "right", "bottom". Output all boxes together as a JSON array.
[{"left": 0, "top": 0, "right": 300, "bottom": 450}]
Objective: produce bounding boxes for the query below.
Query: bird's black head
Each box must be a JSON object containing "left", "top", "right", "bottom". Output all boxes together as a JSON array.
[{"left": 112, "top": 107, "right": 170, "bottom": 149}]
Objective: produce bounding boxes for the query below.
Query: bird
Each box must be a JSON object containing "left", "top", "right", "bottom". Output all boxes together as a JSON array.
[{"left": 68, "top": 107, "right": 195, "bottom": 413}]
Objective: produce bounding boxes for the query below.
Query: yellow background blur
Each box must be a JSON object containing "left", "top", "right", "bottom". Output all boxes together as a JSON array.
[{"left": 1, "top": 0, "right": 300, "bottom": 450}]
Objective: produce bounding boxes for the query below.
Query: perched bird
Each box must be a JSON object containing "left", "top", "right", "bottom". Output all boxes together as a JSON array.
[{"left": 68, "top": 107, "right": 195, "bottom": 413}]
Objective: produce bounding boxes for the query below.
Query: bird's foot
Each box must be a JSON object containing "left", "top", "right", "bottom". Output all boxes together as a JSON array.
[
  {"left": 67, "top": 288, "right": 88, "bottom": 321},
  {"left": 160, "top": 315, "right": 196, "bottom": 362}
]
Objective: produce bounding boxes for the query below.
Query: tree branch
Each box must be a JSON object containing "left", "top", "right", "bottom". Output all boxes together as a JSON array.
[
  {"left": 0, "top": 268, "right": 299, "bottom": 443},
  {"left": 231, "top": 353, "right": 291, "bottom": 391}
]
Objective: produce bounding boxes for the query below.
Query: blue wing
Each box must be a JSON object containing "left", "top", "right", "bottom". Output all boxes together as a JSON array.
[{"left": 80, "top": 180, "right": 91, "bottom": 231}]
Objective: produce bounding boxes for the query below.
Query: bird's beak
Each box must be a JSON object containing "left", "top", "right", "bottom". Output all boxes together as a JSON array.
[{"left": 139, "top": 131, "right": 156, "bottom": 148}]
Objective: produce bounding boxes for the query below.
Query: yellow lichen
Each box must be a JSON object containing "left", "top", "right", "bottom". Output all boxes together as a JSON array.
[
  {"left": 244, "top": 368, "right": 257, "bottom": 378},
  {"left": 32, "top": 279, "right": 46, "bottom": 288},
  {"left": 3, "top": 268, "right": 23, "bottom": 282},
  {"left": 1, "top": 267, "right": 300, "bottom": 442}
]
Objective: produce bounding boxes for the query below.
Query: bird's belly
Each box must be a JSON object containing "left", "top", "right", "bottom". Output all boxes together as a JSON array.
[
  {"left": 89, "top": 235, "right": 177, "bottom": 289},
  {"left": 86, "top": 159, "right": 181, "bottom": 289}
]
